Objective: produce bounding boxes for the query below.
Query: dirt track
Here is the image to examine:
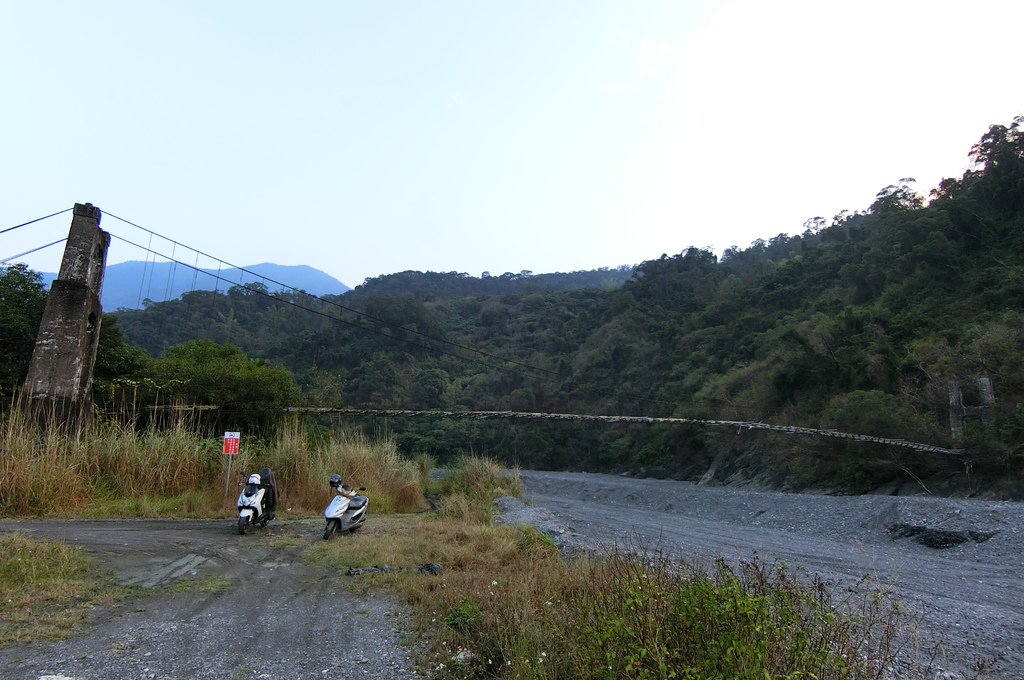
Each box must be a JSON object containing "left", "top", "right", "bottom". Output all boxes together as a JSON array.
[
  {"left": 514, "top": 470, "right": 1024, "bottom": 680},
  {"left": 0, "top": 519, "right": 421, "bottom": 680}
]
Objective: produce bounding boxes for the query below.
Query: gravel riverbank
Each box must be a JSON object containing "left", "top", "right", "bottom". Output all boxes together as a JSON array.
[{"left": 498, "top": 470, "right": 1024, "bottom": 680}]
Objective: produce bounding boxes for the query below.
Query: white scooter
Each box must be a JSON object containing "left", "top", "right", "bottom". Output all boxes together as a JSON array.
[
  {"left": 237, "top": 467, "right": 278, "bottom": 535},
  {"left": 322, "top": 473, "right": 368, "bottom": 540}
]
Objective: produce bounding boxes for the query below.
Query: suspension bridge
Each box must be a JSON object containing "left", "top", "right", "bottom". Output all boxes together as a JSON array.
[{"left": 4, "top": 204, "right": 968, "bottom": 456}]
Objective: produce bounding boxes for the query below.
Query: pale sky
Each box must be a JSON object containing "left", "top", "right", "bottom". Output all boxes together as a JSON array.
[{"left": 2, "top": 1, "right": 1021, "bottom": 288}]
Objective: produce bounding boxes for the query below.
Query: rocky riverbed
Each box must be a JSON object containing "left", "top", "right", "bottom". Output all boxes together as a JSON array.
[{"left": 498, "top": 470, "right": 1024, "bottom": 680}]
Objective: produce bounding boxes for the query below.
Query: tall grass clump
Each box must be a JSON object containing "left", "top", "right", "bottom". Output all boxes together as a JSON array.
[
  {"left": 1, "top": 408, "right": 80, "bottom": 515},
  {"left": 256, "top": 420, "right": 423, "bottom": 514},
  {"left": 412, "top": 452, "right": 436, "bottom": 487},
  {"left": 0, "top": 409, "right": 423, "bottom": 517},
  {"left": 79, "top": 420, "right": 221, "bottom": 498},
  {"left": 1, "top": 407, "right": 227, "bottom": 516},
  {"left": 433, "top": 455, "right": 522, "bottom": 522}
]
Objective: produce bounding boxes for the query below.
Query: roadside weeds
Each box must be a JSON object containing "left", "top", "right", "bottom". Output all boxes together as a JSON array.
[{"left": 0, "top": 533, "right": 134, "bottom": 645}]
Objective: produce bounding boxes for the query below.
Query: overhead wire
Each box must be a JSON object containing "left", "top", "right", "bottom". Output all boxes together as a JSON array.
[
  {"left": 102, "top": 210, "right": 734, "bottom": 416},
  {"left": 162, "top": 243, "right": 178, "bottom": 302},
  {"left": 12, "top": 208, "right": 941, "bottom": 443},
  {"left": 1, "top": 207, "right": 74, "bottom": 265},
  {"left": 106, "top": 231, "right": 556, "bottom": 380},
  {"left": 102, "top": 210, "right": 770, "bottom": 418},
  {"left": 104, "top": 210, "right": 559, "bottom": 378},
  {"left": 136, "top": 231, "right": 154, "bottom": 308},
  {"left": 0, "top": 207, "right": 763, "bottom": 418},
  {"left": 1, "top": 238, "right": 68, "bottom": 265},
  {"left": 0, "top": 207, "right": 686, "bottom": 413},
  {"left": 0, "top": 208, "right": 72, "bottom": 235}
]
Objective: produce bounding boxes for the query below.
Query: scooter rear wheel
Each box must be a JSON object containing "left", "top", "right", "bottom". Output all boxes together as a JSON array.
[
  {"left": 238, "top": 515, "right": 249, "bottom": 535},
  {"left": 323, "top": 520, "right": 336, "bottom": 540}
]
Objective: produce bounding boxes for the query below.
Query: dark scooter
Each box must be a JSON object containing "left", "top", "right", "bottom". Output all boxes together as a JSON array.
[{"left": 237, "top": 466, "right": 278, "bottom": 535}]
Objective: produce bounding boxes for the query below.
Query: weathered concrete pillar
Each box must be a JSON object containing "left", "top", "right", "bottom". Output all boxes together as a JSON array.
[
  {"left": 21, "top": 203, "right": 110, "bottom": 434},
  {"left": 948, "top": 375, "right": 995, "bottom": 442}
]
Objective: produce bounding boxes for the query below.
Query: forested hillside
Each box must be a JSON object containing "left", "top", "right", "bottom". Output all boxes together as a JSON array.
[{"left": 6, "top": 118, "right": 1022, "bottom": 496}]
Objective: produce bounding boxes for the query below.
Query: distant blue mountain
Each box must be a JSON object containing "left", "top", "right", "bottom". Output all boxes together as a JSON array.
[{"left": 39, "top": 261, "right": 350, "bottom": 311}]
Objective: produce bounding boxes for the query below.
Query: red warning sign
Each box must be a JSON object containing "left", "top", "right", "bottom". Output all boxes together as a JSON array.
[{"left": 223, "top": 431, "right": 240, "bottom": 455}]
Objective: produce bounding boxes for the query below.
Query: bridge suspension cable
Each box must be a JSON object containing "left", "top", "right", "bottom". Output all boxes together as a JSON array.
[
  {"left": 94, "top": 208, "right": 961, "bottom": 450},
  {"left": 1, "top": 207, "right": 75, "bottom": 264},
  {"left": 106, "top": 230, "right": 556, "bottom": 379},
  {"left": 101, "top": 210, "right": 788, "bottom": 414},
  {"left": 1, "top": 238, "right": 68, "bottom": 265},
  {"left": 104, "top": 211, "right": 558, "bottom": 378},
  {"left": 0, "top": 207, "right": 73, "bottom": 235}
]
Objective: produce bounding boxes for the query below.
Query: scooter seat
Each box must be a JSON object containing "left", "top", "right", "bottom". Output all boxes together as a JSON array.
[{"left": 348, "top": 495, "right": 368, "bottom": 510}]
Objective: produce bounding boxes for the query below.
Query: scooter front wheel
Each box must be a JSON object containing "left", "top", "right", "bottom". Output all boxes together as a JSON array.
[
  {"left": 238, "top": 515, "right": 250, "bottom": 535},
  {"left": 323, "top": 520, "right": 337, "bottom": 540}
]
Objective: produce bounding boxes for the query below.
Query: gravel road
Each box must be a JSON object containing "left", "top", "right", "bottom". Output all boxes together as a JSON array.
[
  {"left": 0, "top": 519, "right": 422, "bottom": 680},
  {"left": 504, "top": 470, "right": 1024, "bottom": 680}
]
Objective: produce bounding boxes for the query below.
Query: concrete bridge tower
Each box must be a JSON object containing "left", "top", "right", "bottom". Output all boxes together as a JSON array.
[{"left": 22, "top": 203, "right": 110, "bottom": 434}]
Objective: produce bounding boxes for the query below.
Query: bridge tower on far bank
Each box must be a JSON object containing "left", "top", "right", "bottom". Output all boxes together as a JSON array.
[
  {"left": 948, "top": 376, "right": 995, "bottom": 441},
  {"left": 22, "top": 203, "right": 110, "bottom": 434}
]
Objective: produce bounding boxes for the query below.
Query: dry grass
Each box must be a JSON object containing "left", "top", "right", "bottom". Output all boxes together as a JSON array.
[
  {"left": 432, "top": 455, "right": 523, "bottom": 522},
  {"left": 263, "top": 420, "right": 424, "bottom": 514},
  {"left": 0, "top": 411, "right": 423, "bottom": 517}
]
